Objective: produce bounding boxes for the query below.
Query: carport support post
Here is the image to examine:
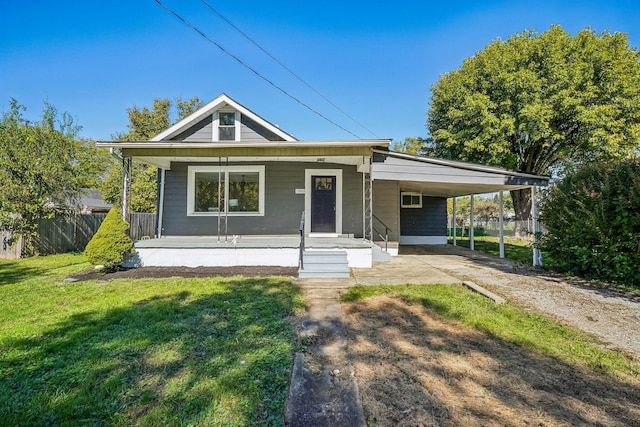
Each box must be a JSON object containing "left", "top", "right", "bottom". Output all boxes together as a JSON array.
[
  {"left": 499, "top": 191, "right": 505, "bottom": 258},
  {"left": 452, "top": 197, "right": 457, "bottom": 246},
  {"left": 531, "top": 186, "right": 541, "bottom": 267},
  {"left": 470, "top": 194, "right": 475, "bottom": 251}
]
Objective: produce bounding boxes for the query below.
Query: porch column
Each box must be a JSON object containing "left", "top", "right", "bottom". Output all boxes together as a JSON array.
[
  {"left": 531, "top": 186, "right": 542, "bottom": 266},
  {"left": 452, "top": 197, "right": 457, "bottom": 246},
  {"left": 156, "top": 168, "right": 166, "bottom": 238},
  {"left": 122, "top": 156, "right": 131, "bottom": 222},
  {"left": 499, "top": 191, "right": 505, "bottom": 258},
  {"left": 469, "top": 194, "right": 475, "bottom": 251}
]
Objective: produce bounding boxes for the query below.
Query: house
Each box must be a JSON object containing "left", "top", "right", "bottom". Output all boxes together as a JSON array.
[
  {"left": 78, "top": 189, "right": 113, "bottom": 214},
  {"left": 97, "top": 94, "right": 549, "bottom": 277}
]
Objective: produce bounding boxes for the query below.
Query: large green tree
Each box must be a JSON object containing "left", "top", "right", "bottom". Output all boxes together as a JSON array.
[
  {"left": 0, "top": 99, "right": 109, "bottom": 252},
  {"left": 427, "top": 25, "right": 640, "bottom": 224},
  {"left": 101, "top": 97, "right": 203, "bottom": 212}
]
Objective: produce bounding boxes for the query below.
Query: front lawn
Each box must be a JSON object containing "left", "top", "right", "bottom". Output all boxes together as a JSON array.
[
  {"left": 448, "top": 235, "right": 533, "bottom": 264},
  {"left": 0, "top": 254, "right": 304, "bottom": 426}
]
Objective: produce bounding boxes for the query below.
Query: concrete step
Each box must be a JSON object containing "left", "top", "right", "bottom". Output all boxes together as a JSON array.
[
  {"left": 299, "top": 250, "right": 350, "bottom": 278},
  {"left": 371, "top": 243, "right": 391, "bottom": 262}
]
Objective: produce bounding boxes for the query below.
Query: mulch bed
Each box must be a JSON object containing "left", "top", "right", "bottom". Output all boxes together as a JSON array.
[{"left": 68, "top": 266, "right": 299, "bottom": 282}]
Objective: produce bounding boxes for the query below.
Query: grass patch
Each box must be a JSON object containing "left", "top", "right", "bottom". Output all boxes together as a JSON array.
[
  {"left": 343, "top": 284, "right": 640, "bottom": 382},
  {"left": 0, "top": 254, "right": 304, "bottom": 426},
  {"left": 448, "top": 235, "right": 533, "bottom": 264}
]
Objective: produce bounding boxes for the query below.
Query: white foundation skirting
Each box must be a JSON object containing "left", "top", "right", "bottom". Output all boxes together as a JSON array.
[
  {"left": 399, "top": 236, "right": 447, "bottom": 245},
  {"left": 126, "top": 246, "right": 372, "bottom": 268}
]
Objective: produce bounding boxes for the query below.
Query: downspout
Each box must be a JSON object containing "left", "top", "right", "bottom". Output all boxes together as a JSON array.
[{"left": 156, "top": 168, "right": 166, "bottom": 238}]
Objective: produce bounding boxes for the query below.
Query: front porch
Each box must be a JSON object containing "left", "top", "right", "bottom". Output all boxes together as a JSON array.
[{"left": 125, "top": 235, "right": 387, "bottom": 269}]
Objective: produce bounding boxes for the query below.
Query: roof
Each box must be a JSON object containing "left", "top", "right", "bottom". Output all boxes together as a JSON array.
[
  {"left": 151, "top": 93, "right": 298, "bottom": 142},
  {"left": 372, "top": 150, "right": 550, "bottom": 197}
]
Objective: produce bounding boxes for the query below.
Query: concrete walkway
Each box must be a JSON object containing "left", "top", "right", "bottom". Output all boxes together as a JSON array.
[{"left": 285, "top": 259, "right": 460, "bottom": 425}]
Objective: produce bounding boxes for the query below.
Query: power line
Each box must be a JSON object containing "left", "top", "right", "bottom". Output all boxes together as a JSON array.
[
  {"left": 153, "top": 0, "right": 362, "bottom": 139},
  {"left": 199, "top": 0, "right": 380, "bottom": 139}
]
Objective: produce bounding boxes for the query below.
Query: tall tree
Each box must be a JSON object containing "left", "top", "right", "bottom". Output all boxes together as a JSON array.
[
  {"left": 102, "top": 97, "right": 203, "bottom": 212},
  {"left": 427, "top": 25, "right": 640, "bottom": 226},
  {"left": 0, "top": 99, "right": 108, "bottom": 252}
]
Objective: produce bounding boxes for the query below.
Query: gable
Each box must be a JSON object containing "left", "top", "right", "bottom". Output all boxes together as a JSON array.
[{"left": 151, "top": 94, "right": 296, "bottom": 142}]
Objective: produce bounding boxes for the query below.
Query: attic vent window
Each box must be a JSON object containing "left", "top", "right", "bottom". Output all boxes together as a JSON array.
[
  {"left": 219, "top": 112, "right": 236, "bottom": 141},
  {"left": 401, "top": 192, "right": 422, "bottom": 208}
]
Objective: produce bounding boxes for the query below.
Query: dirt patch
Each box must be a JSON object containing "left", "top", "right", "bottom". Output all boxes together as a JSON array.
[
  {"left": 68, "top": 266, "right": 298, "bottom": 282},
  {"left": 343, "top": 295, "right": 640, "bottom": 427}
]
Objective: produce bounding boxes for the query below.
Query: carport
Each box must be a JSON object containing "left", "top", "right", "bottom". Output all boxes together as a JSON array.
[{"left": 370, "top": 150, "right": 551, "bottom": 266}]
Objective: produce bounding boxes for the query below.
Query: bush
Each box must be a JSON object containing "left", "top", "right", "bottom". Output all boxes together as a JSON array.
[
  {"left": 540, "top": 157, "right": 640, "bottom": 287},
  {"left": 84, "top": 207, "right": 133, "bottom": 269}
]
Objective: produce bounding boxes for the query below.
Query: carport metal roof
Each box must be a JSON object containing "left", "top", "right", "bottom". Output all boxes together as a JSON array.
[{"left": 371, "top": 150, "right": 550, "bottom": 197}]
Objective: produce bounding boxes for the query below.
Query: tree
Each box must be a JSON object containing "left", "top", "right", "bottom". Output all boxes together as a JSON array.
[
  {"left": 0, "top": 99, "right": 108, "bottom": 253},
  {"left": 392, "top": 137, "right": 428, "bottom": 155},
  {"left": 101, "top": 97, "right": 203, "bottom": 212},
  {"left": 427, "top": 25, "right": 640, "bottom": 229},
  {"left": 84, "top": 206, "right": 133, "bottom": 269}
]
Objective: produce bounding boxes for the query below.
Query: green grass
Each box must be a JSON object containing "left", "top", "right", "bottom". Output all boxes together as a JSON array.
[
  {"left": 0, "top": 254, "right": 305, "bottom": 426},
  {"left": 343, "top": 284, "right": 640, "bottom": 382},
  {"left": 448, "top": 235, "right": 533, "bottom": 265}
]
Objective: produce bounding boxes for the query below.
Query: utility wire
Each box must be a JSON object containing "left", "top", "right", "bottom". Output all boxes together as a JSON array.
[
  {"left": 199, "top": 0, "right": 380, "bottom": 139},
  {"left": 154, "top": 0, "right": 362, "bottom": 139}
]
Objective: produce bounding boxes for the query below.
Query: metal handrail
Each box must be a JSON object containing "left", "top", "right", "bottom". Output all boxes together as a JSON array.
[
  {"left": 298, "top": 211, "right": 305, "bottom": 269},
  {"left": 372, "top": 214, "right": 391, "bottom": 252}
]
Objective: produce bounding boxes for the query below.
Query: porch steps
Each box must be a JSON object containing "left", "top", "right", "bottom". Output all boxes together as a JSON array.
[
  {"left": 299, "top": 250, "right": 350, "bottom": 279},
  {"left": 371, "top": 243, "right": 392, "bottom": 262}
]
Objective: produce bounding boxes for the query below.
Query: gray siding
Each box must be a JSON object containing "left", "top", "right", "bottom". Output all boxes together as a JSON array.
[
  {"left": 372, "top": 180, "right": 399, "bottom": 241},
  {"left": 171, "top": 115, "right": 213, "bottom": 142},
  {"left": 400, "top": 196, "right": 447, "bottom": 236},
  {"left": 241, "top": 115, "right": 286, "bottom": 141},
  {"left": 161, "top": 162, "right": 363, "bottom": 236},
  {"left": 168, "top": 113, "right": 286, "bottom": 142}
]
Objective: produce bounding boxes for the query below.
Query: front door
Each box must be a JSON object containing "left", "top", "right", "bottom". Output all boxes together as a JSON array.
[{"left": 311, "top": 175, "right": 336, "bottom": 232}]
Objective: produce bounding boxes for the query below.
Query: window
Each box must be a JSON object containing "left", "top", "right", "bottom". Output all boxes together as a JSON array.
[
  {"left": 188, "top": 166, "right": 265, "bottom": 216},
  {"left": 218, "top": 112, "right": 236, "bottom": 141},
  {"left": 401, "top": 192, "right": 422, "bottom": 208}
]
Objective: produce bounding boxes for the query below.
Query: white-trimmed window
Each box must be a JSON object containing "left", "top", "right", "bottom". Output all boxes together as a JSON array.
[
  {"left": 187, "top": 165, "right": 265, "bottom": 216},
  {"left": 401, "top": 192, "right": 422, "bottom": 208},
  {"left": 215, "top": 111, "right": 240, "bottom": 141}
]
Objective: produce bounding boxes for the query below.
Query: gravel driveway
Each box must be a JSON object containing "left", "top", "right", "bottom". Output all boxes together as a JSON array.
[{"left": 400, "top": 245, "right": 640, "bottom": 359}]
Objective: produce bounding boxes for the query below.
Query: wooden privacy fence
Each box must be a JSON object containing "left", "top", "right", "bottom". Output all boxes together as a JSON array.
[{"left": 0, "top": 213, "right": 157, "bottom": 258}]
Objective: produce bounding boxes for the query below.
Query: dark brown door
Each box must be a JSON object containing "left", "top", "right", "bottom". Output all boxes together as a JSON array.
[{"left": 311, "top": 176, "right": 336, "bottom": 232}]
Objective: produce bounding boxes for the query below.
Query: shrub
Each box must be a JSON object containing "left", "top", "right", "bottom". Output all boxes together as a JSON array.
[
  {"left": 540, "top": 157, "right": 640, "bottom": 287},
  {"left": 84, "top": 207, "right": 133, "bottom": 269}
]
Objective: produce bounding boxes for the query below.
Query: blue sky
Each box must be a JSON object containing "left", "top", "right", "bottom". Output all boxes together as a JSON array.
[{"left": 1, "top": 0, "right": 640, "bottom": 143}]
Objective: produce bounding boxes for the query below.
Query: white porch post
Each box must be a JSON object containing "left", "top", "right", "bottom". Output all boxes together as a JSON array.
[
  {"left": 122, "top": 156, "right": 131, "bottom": 222},
  {"left": 470, "top": 194, "right": 475, "bottom": 251},
  {"left": 156, "top": 168, "right": 166, "bottom": 238},
  {"left": 531, "top": 186, "right": 541, "bottom": 266},
  {"left": 452, "top": 197, "right": 457, "bottom": 246},
  {"left": 499, "top": 191, "right": 505, "bottom": 258}
]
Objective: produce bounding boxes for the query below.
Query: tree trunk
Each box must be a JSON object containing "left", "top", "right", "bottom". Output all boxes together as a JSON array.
[{"left": 510, "top": 188, "right": 532, "bottom": 237}]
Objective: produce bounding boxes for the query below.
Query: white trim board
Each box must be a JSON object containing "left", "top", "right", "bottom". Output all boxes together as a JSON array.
[
  {"left": 399, "top": 236, "right": 447, "bottom": 245},
  {"left": 304, "top": 169, "right": 343, "bottom": 235}
]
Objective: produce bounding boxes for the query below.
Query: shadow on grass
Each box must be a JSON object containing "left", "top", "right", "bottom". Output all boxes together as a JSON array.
[
  {"left": 0, "top": 260, "right": 40, "bottom": 286},
  {"left": 342, "top": 291, "right": 640, "bottom": 426},
  {"left": 0, "top": 278, "right": 301, "bottom": 426}
]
